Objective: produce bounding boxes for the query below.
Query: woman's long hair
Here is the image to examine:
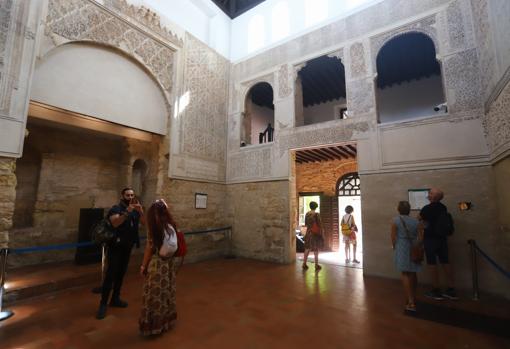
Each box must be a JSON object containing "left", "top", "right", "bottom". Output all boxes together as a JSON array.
[{"left": 146, "top": 199, "right": 178, "bottom": 250}]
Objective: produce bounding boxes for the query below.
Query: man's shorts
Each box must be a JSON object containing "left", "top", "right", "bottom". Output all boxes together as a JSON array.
[{"left": 424, "top": 238, "right": 449, "bottom": 265}]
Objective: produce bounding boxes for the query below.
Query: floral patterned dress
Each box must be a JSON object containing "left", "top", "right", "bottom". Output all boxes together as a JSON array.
[
  {"left": 304, "top": 211, "right": 324, "bottom": 251},
  {"left": 139, "top": 253, "right": 177, "bottom": 336}
]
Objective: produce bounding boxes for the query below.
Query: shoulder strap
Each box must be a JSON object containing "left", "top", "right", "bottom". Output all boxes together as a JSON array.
[{"left": 399, "top": 216, "right": 412, "bottom": 240}]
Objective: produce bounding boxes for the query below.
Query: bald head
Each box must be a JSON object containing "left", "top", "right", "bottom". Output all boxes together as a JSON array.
[{"left": 428, "top": 188, "right": 444, "bottom": 203}]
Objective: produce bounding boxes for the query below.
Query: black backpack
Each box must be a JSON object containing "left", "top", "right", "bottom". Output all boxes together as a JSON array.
[{"left": 433, "top": 211, "right": 454, "bottom": 237}]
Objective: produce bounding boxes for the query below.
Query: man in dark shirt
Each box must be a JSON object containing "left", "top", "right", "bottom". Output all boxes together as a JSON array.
[
  {"left": 419, "top": 188, "right": 457, "bottom": 300},
  {"left": 96, "top": 187, "right": 144, "bottom": 320}
]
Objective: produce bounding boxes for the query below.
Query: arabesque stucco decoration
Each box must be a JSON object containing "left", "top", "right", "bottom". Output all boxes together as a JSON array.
[
  {"left": 277, "top": 64, "right": 292, "bottom": 99},
  {"left": 485, "top": 81, "right": 510, "bottom": 158},
  {"left": 45, "top": 0, "right": 176, "bottom": 93},
  {"left": 349, "top": 42, "right": 367, "bottom": 79},
  {"left": 180, "top": 33, "right": 228, "bottom": 163}
]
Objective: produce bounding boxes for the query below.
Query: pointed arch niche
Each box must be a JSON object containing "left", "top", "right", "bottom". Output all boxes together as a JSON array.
[{"left": 376, "top": 32, "right": 446, "bottom": 123}]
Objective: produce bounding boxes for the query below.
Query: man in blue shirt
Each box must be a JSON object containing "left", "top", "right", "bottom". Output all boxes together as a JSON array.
[{"left": 96, "top": 187, "right": 144, "bottom": 319}]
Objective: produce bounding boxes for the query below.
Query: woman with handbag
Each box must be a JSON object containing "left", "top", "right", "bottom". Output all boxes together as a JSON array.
[
  {"left": 391, "top": 201, "right": 423, "bottom": 312},
  {"left": 139, "top": 199, "right": 186, "bottom": 336},
  {"left": 302, "top": 201, "right": 324, "bottom": 271}
]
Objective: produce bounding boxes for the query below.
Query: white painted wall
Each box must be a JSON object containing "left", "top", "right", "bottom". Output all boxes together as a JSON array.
[
  {"left": 231, "top": 0, "right": 384, "bottom": 61},
  {"left": 251, "top": 104, "right": 274, "bottom": 144},
  {"left": 125, "top": 0, "right": 231, "bottom": 58},
  {"left": 31, "top": 43, "right": 168, "bottom": 135},
  {"left": 303, "top": 98, "right": 346, "bottom": 125},
  {"left": 377, "top": 76, "right": 446, "bottom": 123}
]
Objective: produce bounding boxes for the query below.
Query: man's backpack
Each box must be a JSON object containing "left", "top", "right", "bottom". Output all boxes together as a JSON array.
[
  {"left": 434, "top": 211, "right": 454, "bottom": 237},
  {"left": 91, "top": 218, "right": 116, "bottom": 245}
]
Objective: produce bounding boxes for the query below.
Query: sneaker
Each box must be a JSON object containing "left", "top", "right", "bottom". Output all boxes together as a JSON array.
[
  {"left": 424, "top": 289, "right": 444, "bottom": 300},
  {"left": 345, "top": 259, "right": 350, "bottom": 263},
  {"left": 442, "top": 288, "right": 459, "bottom": 300},
  {"left": 315, "top": 264, "right": 322, "bottom": 271},
  {"left": 302, "top": 263, "right": 309, "bottom": 270},
  {"left": 96, "top": 303, "right": 107, "bottom": 320},
  {"left": 352, "top": 259, "right": 360, "bottom": 264},
  {"left": 109, "top": 298, "right": 128, "bottom": 308},
  {"left": 405, "top": 303, "right": 417, "bottom": 312}
]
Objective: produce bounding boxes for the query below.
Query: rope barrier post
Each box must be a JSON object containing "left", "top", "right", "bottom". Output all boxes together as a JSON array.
[
  {"left": 225, "top": 227, "right": 235, "bottom": 259},
  {"left": 0, "top": 248, "right": 14, "bottom": 321},
  {"left": 468, "top": 240, "right": 479, "bottom": 301}
]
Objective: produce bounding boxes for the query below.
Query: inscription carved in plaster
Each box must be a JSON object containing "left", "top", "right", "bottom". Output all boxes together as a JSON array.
[
  {"left": 228, "top": 147, "right": 271, "bottom": 180},
  {"left": 277, "top": 64, "right": 292, "bottom": 99},
  {"left": 349, "top": 42, "right": 366, "bottom": 79},
  {"left": 485, "top": 81, "right": 510, "bottom": 156},
  {"left": 45, "top": 0, "right": 175, "bottom": 93},
  {"left": 181, "top": 34, "right": 228, "bottom": 164}
]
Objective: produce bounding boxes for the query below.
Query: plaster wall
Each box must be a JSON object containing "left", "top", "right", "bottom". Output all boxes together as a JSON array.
[
  {"left": 361, "top": 167, "right": 509, "bottom": 298},
  {"left": 493, "top": 156, "right": 510, "bottom": 251},
  {"left": 303, "top": 98, "right": 346, "bottom": 125},
  {"left": 487, "top": 0, "right": 510, "bottom": 86},
  {"left": 377, "top": 76, "right": 446, "bottom": 123},
  {"left": 31, "top": 43, "right": 168, "bottom": 135}
]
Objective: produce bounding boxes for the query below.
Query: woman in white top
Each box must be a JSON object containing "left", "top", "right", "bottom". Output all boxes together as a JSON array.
[
  {"left": 341, "top": 205, "right": 359, "bottom": 264},
  {"left": 139, "top": 199, "right": 180, "bottom": 336}
]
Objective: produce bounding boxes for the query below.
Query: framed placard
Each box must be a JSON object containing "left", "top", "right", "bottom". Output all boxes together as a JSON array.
[
  {"left": 408, "top": 189, "right": 430, "bottom": 210},
  {"left": 195, "top": 193, "right": 207, "bottom": 209}
]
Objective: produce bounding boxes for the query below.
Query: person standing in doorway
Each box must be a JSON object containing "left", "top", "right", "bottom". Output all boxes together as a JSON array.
[
  {"left": 420, "top": 188, "right": 457, "bottom": 300},
  {"left": 303, "top": 201, "right": 324, "bottom": 271},
  {"left": 341, "top": 205, "right": 359, "bottom": 264},
  {"left": 96, "top": 187, "right": 144, "bottom": 319}
]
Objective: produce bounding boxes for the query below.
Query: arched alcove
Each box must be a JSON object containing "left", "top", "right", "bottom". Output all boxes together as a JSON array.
[
  {"left": 295, "top": 55, "right": 347, "bottom": 126},
  {"left": 376, "top": 32, "right": 446, "bottom": 123},
  {"left": 242, "top": 82, "right": 274, "bottom": 146},
  {"left": 30, "top": 42, "right": 168, "bottom": 135}
]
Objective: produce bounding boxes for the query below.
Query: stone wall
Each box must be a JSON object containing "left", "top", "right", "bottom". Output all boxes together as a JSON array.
[
  {"left": 296, "top": 159, "right": 357, "bottom": 196},
  {"left": 493, "top": 156, "right": 510, "bottom": 264},
  {"left": 361, "top": 166, "right": 509, "bottom": 298},
  {"left": 226, "top": 181, "right": 291, "bottom": 263},
  {"left": 0, "top": 157, "right": 16, "bottom": 248}
]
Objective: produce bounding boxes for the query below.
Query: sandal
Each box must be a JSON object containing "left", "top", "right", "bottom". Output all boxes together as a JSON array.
[
  {"left": 315, "top": 264, "right": 322, "bottom": 271},
  {"left": 302, "top": 264, "right": 309, "bottom": 270},
  {"left": 405, "top": 303, "right": 417, "bottom": 312}
]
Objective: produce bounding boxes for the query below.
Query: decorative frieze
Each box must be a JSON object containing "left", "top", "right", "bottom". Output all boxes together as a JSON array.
[
  {"left": 277, "top": 64, "right": 292, "bottom": 99},
  {"left": 349, "top": 42, "right": 367, "bottom": 79},
  {"left": 485, "top": 80, "right": 510, "bottom": 158},
  {"left": 45, "top": 0, "right": 175, "bottom": 93}
]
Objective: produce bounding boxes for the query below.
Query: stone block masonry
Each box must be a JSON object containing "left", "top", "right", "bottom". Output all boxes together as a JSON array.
[{"left": 0, "top": 157, "right": 16, "bottom": 248}]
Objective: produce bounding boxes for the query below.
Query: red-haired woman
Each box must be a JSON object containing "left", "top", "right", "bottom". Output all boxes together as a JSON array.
[{"left": 139, "top": 199, "right": 182, "bottom": 336}]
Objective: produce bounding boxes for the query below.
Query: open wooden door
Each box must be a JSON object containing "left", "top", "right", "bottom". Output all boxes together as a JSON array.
[{"left": 319, "top": 195, "right": 336, "bottom": 251}]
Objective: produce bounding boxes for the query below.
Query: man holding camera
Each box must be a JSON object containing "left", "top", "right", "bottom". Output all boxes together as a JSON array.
[{"left": 96, "top": 187, "right": 144, "bottom": 320}]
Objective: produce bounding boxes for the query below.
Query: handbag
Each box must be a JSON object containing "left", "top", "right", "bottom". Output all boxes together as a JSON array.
[
  {"left": 174, "top": 230, "right": 187, "bottom": 257},
  {"left": 91, "top": 218, "right": 116, "bottom": 245},
  {"left": 399, "top": 216, "right": 424, "bottom": 264}
]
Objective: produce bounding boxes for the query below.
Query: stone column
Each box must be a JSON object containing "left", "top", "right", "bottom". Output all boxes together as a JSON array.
[{"left": 0, "top": 158, "right": 16, "bottom": 248}]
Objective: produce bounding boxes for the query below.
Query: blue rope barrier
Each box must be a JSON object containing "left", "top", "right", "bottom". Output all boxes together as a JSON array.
[
  {"left": 473, "top": 243, "right": 510, "bottom": 280},
  {"left": 7, "top": 226, "right": 232, "bottom": 255}
]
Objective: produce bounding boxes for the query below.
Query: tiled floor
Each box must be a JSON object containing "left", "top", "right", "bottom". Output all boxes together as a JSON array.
[
  {"left": 297, "top": 251, "right": 364, "bottom": 269},
  {"left": 0, "top": 258, "right": 508, "bottom": 349}
]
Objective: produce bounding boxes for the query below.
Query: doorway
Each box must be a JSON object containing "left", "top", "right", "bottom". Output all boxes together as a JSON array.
[{"left": 293, "top": 143, "right": 361, "bottom": 268}]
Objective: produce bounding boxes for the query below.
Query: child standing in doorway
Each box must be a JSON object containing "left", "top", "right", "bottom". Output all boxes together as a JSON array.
[{"left": 341, "top": 205, "right": 359, "bottom": 264}]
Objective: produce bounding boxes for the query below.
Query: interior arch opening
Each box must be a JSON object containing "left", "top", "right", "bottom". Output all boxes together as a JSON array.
[
  {"left": 376, "top": 32, "right": 446, "bottom": 123},
  {"left": 242, "top": 82, "right": 274, "bottom": 147}
]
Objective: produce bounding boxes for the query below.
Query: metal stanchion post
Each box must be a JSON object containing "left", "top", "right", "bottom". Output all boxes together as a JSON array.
[
  {"left": 468, "top": 240, "right": 479, "bottom": 301},
  {"left": 225, "top": 228, "right": 235, "bottom": 259},
  {"left": 0, "top": 248, "right": 14, "bottom": 321}
]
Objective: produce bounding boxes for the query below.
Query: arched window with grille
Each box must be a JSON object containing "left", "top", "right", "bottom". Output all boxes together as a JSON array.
[{"left": 337, "top": 172, "right": 361, "bottom": 197}]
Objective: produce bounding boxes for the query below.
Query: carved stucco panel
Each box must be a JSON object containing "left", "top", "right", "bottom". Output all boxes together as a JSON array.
[
  {"left": 45, "top": 0, "right": 175, "bottom": 94},
  {"left": 277, "top": 120, "right": 371, "bottom": 157},
  {"left": 228, "top": 147, "right": 271, "bottom": 180},
  {"left": 346, "top": 78, "right": 375, "bottom": 115},
  {"left": 470, "top": 0, "right": 496, "bottom": 103},
  {"left": 277, "top": 64, "right": 292, "bottom": 99},
  {"left": 181, "top": 33, "right": 228, "bottom": 163},
  {"left": 349, "top": 42, "right": 367, "bottom": 80},
  {"left": 485, "top": 81, "right": 510, "bottom": 155},
  {"left": 0, "top": 0, "right": 15, "bottom": 114},
  {"left": 443, "top": 48, "right": 482, "bottom": 112}
]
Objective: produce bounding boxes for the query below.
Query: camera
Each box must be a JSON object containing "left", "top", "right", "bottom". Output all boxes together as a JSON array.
[{"left": 434, "top": 102, "right": 448, "bottom": 113}]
